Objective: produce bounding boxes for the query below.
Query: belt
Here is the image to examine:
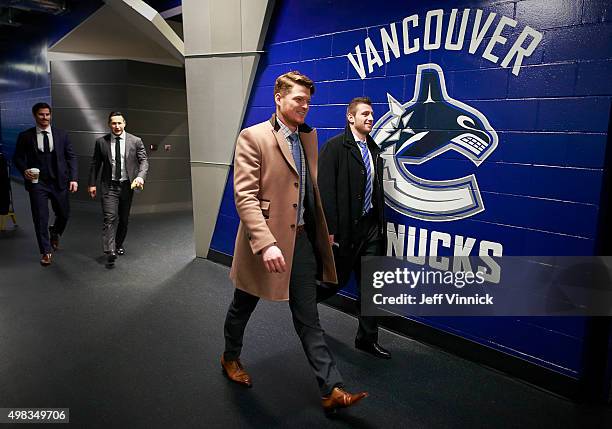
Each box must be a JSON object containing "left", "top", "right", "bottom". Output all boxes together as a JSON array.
[{"left": 296, "top": 224, "right": 306, "bottom": 235}]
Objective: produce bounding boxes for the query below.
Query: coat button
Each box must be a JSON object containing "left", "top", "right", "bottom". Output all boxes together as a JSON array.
[
  {"left": 357, "top": 195, "right": 362, "bottom": 200},
  {"left": 354, "top": 220, "right": 359, "bottom": 225},
  {"left": 294, "top": 182, "right": 299, "bottom": 187},
  {"left": 293, "top": 203, "right": 297, "bottom": 208}
]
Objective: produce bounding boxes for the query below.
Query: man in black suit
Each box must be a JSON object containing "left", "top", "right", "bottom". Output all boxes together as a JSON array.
[
  {"left": 13, "top": 102, "right": 78, "bottom": 266},
  {"left": 318, "top": 97, "right": 390, "bottom": 359},
  {"left": 88, "top": 111, "right": 148, "bottom": 266}
]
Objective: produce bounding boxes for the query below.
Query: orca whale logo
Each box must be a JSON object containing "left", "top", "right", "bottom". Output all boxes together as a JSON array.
[{"left": 372, "top": 63, "right": 498, "bottom": 222}]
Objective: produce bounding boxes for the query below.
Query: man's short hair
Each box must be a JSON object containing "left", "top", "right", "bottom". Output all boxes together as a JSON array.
[
  {"left": 347, "top": 97, "right": 372, "bottom": 116},
  {"left": 108, "top": 111, "right": 126, "bottom": 122},
  {"left": 274, "top": 71, "right": 315, "bottom": 97},
  {"left": 32, "top": 102, "right": 51, "bottom": 115}
]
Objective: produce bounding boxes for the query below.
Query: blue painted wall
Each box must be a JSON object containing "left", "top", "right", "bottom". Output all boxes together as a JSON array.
[{"left": 210, "top": 0, "right": 612, "bottom": 379}]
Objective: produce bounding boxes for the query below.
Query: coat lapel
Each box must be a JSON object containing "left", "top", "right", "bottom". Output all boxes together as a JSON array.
[
  {"left": 300, "top": 128, "right": 318, "bottom": 179},
  {"left": 272, "top": 128, "right": 298, "bottom": 176}
]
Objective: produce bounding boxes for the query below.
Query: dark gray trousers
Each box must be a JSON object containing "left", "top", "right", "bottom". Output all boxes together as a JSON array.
[
  {"left": 101, "top": 181, "right": 133, "bottom": 253},
  {"left": 223, "top": 232, "right": 343, "bottom": 395}
]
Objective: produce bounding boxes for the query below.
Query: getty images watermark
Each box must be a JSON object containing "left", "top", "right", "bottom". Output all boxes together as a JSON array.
[{"left": 361, "top": 256, "right": 612, "bottom": 317}]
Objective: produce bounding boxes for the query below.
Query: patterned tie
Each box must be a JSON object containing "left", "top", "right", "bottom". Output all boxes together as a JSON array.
[
  {"left": 288, "top": 133, "right": 304, "bottom": 224},
  {"left": 358, "top": 140, "right": 372, "bottom": 215},
  {"left": 42, "top": 131, "right": 50, "bottom": 153},
  {"left": 115, "top": 137, "right": 122, "bottom": 180}
]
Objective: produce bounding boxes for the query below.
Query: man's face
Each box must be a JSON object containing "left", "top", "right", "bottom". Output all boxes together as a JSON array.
[
  {"left": 109, "top": 115, "right": 126, "bottom": 136},
  {"left": 348, "top": 103, "right": 374, "bottom": 136},
  {"left": 34, "top": 108, "right": 51, "bottom": 129},
  {"left": 275, "top": 84, "right": 311, "bottom": 129}
]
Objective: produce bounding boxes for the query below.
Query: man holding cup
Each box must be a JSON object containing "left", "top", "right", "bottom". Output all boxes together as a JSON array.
[{"left": 13, "top": 102, "right": 78, "bottom": 266}]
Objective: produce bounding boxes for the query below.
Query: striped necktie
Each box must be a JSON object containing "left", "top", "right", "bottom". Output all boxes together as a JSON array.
[{"left": 358, "top": 140, "right": 372, "bottom": 215}]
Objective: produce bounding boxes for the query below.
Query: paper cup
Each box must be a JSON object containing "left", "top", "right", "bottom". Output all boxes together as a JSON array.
[{"left": 29, "top": 168, "right": 40, "bottom": 184}]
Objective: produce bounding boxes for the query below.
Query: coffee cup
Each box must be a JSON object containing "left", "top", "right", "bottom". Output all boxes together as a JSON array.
[{"left": 29, "top": 168, "right": 40, "bottom": 184}]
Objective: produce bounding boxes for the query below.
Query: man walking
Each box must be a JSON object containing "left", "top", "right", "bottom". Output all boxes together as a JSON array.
[
  {"left": 13, "top": 102, "right": 78, "bottom": 266},
  {"left": 88, "top": 112, "right": 148, "bottom": 266},
  {"left": 222, "top": 71, "right": 368, "bottom": 415},
  {"left": 318, "top": 97, "right": 391, "bottom": 359}
]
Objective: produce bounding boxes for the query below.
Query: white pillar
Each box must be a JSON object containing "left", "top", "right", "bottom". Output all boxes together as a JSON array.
[{"left": 182, "top": 0, "right": 274, "bottom": 257}]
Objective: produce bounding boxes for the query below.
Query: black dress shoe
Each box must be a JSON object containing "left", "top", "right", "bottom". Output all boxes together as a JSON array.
[
  {"left": 355, "top": 340, "right": 391, "bottom": 359},
  {"left": 106, "top": 250, "right": 117, "bottom": 264},
  {"left": 116, "top": 246, "right": 125, "bottom": 256},
  {"left": 49, "top": 227, "right": 59, "bottom": 250}
]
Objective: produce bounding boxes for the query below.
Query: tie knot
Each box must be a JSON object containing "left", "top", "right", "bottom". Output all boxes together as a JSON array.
[
  {"left": 288, "top": 132, "right": 298, "bottom": 144},
  {"left": 41, "top": 131, "right": 48, "bottom": 135},
  {"left": 115, "top": 137, "right": 120, "bottom": 142},
  {"left": 358, "top": 140, "right": 368, "bottom": 150}
]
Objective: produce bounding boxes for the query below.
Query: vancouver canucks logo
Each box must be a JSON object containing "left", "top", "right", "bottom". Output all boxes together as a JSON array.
[{"left": 372, "top": 63, "right": 498, "bottom": 222}]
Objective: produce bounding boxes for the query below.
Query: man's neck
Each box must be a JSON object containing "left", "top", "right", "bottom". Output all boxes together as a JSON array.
[
  {"left": 350, "top": 125, "right": 367, "bottom": 142},
  {"left": 276, "top": 112, "right": 297, "bottom": 133}
]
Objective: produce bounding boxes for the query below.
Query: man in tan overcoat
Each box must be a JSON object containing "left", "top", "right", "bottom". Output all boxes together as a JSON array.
[{"left": 221, "top": 71, "right": 368, "bottom": 415}]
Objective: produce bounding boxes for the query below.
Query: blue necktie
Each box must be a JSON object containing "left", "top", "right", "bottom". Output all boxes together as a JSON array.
[
  {"left": 358, "top": 140, "right": 372, "bottom": 215},
  {"left": 289, "top": 133, "right": 304, "bottom": 224}
]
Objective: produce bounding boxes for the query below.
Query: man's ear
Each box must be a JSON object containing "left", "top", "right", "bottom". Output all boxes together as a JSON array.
[
  {"left": 274, "top": 92, "right": 281, "bottom": 107},
  {"left": 347, "top": 113, "right": 355, "bottom": 125}
]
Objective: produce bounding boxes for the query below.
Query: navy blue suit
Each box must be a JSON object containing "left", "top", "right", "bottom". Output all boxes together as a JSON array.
[{"left": 13, "top": 127, "right": 78, "bottom": 254}]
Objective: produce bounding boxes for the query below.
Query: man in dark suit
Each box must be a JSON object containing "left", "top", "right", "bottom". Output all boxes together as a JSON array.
[
  {"left": 88, "top": 111, "right": 148, "bottom": 266},
  {"left": 318, "top": 97, "right": 391, "bottom": 359},
  {"left": 13, "top": 102, "right": 78, "bottom": 266}
]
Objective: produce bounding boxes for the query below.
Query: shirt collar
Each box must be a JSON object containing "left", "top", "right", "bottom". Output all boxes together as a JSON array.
[
  {"left": 276, "top": 117, "right": 297, "bottom": 140},
  {"left": 111, "top": 131, "right": 126, "bottom": 141},
  {"left": 36, "top": 126, "right": 51, "bottom": 134},
  {"left": 351, "top": 131, "right": 367, "bottom": 146}
]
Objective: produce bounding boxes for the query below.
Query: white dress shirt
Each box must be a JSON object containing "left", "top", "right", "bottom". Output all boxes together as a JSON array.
[
  {"left": 36, "top": 126, "right": 54, "bottom": 152},
  {"left": 110, "top": 132, "right": 128, "bottom": 181}
]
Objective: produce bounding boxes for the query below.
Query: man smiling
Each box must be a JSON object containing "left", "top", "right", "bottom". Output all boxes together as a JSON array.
[{"left": 221, "top": 71, "right": 368, "bottom": 415}]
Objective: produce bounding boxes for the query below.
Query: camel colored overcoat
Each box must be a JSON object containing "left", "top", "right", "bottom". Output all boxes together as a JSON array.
[{"left": 229, "top": 115, "right": 337, "bottom": 301}]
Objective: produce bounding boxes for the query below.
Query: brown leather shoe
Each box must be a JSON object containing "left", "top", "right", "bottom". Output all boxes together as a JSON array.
[
  {"left": 40, "top": 253, "right": 52, "bottom": 266},
  {"left": 321, "top": 387, "right": 368, "bottom": 415},
  {"left": 221, "top": 355, "right": 252, "bottom": 387}
]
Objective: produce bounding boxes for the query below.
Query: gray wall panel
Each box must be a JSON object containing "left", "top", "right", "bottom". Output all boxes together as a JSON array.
[
  {"left": 131, "top": 179, "right": 192, "bottom": 205},
  {"left": 147, "top": 158, "right": 190, "bottom": 181},
  {"left": 127, "top": 86, "right": 187, "bottom": 112},
  {"left": 125, "top": 110, "right": 188, "bottom": 136},
  {"left": 51, "top": 61, "right": 128, "bottom": 85},
  {"left": 127, "top": 61, "right": 185, "bottom": 89},
  {"left": 52, "top": 59, "right": 191, "bottom": 210},
  {"left": 51, "top": 84, "right": 128, "bottom": 109}
]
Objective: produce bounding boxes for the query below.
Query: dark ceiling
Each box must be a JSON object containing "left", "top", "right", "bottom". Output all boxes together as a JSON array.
[{"left": 0, "top": 0, "right": 181, "bottom": 53}]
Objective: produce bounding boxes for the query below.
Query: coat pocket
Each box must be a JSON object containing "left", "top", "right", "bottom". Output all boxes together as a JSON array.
[{"left": 259, "top": 199, "right": 270, "bottom": 219}]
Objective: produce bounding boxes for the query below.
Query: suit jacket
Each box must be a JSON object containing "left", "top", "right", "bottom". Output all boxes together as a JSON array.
[
  {"left": 318, "top": 125, "right": 386, "bottom": 285},
  {"left": 88, "top": 132, "right": 149, "bottom": 192},
  {"left": 229, "top": 114, "right": 337, "bottom": 301},
  {"left": 12, "top": 127, "right": 78, "bottom": 191}
]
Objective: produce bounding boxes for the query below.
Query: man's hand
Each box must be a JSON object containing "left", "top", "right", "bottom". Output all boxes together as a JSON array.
[
  {"left": 262, "top": 245, "right": 286, "bottom": 273},
  {"left": 328, "top": 234, "right": 334, "bottom": 245},
  {"left": 88, "top": 186, "right": 96, "bottom": 199},
  {"left": 24, "top": 169, "right": 36, "bottom": 181},
  {"left": 134, "top": 177, "right": 144, "bottom": 186},
  {"left": 69, "top": 181, "right": 78, "bottom": 193}
]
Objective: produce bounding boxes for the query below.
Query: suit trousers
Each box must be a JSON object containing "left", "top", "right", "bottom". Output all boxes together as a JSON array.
[
  {"left": 223, "top": 231, "right": 344, "bottom": 395},
  {"left": 28, "top": 180, "right": 69, "bottom": 254},
  {"left": 317, "top": 212, "right": 383, "bottom": 343},
  {"left": 101, "top": 181, "right": 133, "bottom": 252}
]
